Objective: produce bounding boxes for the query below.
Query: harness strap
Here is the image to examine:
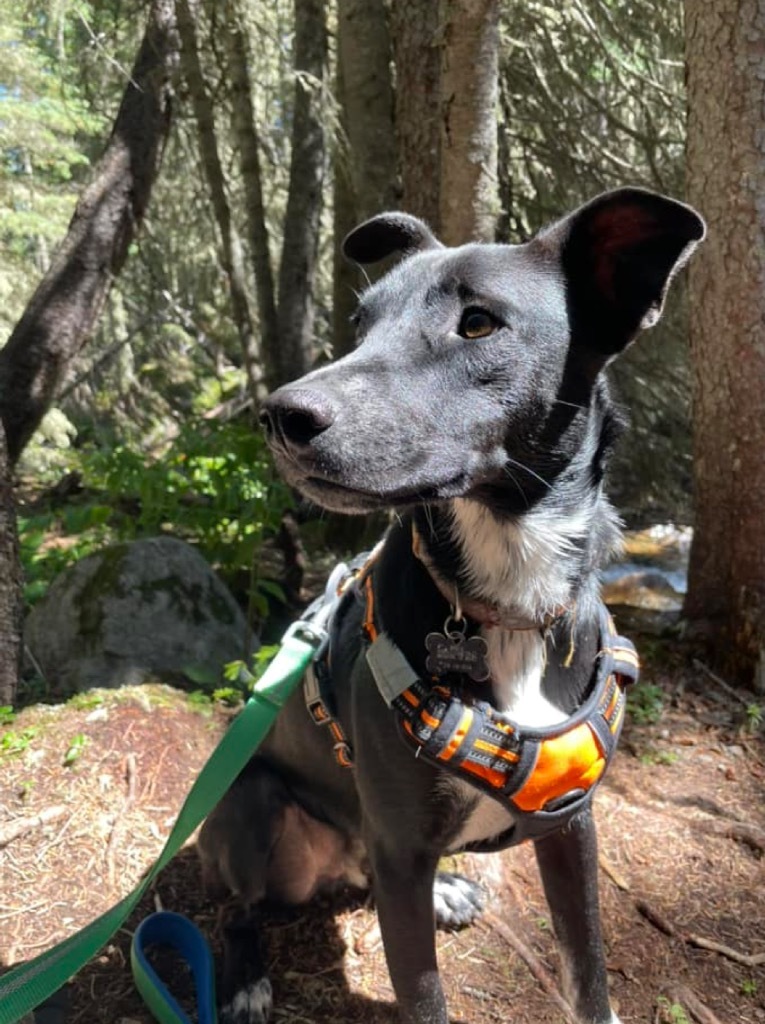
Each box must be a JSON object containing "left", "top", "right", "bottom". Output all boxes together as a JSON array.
[
  {"left": 304, "top": 542, "right": 639, "bottom": 831},
  {"left": 364, "top": 607, "right": 638, "bottom": 822},
  {"left": 302, "top": 543, "right": 383, "bottom": 769}
]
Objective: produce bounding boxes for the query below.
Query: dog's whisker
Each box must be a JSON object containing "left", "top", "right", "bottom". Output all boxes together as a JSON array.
[{"left": 505, "top": 456, "right": 552, "bottom": 490}]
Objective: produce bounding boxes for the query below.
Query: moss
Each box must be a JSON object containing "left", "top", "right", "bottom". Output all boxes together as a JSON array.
[
  {"left": 75, "top": 543, "right": 130, "bottom": 640},
  {"left": 134, "top": 574, "right": 235, "bottom": 626}
]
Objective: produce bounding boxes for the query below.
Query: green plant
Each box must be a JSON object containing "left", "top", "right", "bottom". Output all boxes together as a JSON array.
[
  {"left": 224, "top": 644, "right": 281, "bottom": 690},
  {"left": 745, "top": 703, "right": 763, "bottom": 733},
  {"left": 657, "top": 996, "right": 690, "bottom": 1024},
  {"left": 18, "top": 420, "right": 292, "bottom": 620},
  {"left": 1, "top": 727, "right": 39, "bottom": 756},
  {"left": 63, "top": 733, "right": 88, "bottom": 766},
  {"left": 741, "top": 978, "right": 758, "bottom": 998},
  {"left": 0, "top": 706, "right": 15, "bottom": 726},
  {"left": 639, "top": 748, "right": 679, "bottom": 767},
  {"left": 628, "top": 682, "right": 666, "bottom": 725}
]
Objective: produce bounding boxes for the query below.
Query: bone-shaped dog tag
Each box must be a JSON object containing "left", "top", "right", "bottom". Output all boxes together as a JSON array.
[{"left": 425, "top": 631, "right": 490, "bottom": 682}]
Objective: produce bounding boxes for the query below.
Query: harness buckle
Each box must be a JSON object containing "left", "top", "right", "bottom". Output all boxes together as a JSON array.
[{"left": 282, "top": 617, "right": 329, "bottom": 651}]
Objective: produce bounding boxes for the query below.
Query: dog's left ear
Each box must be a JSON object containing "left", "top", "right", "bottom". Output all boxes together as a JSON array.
[
  {"left": 343, "top": 212, "right": 443, "bottom": 265},
  {"left": 546, "top": 188, "right": 705, "bottom": 356}
]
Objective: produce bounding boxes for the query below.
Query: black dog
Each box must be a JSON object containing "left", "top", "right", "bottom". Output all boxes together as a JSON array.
[{"left": 198, "top": 188, "right": 704, "bottom": 1024}]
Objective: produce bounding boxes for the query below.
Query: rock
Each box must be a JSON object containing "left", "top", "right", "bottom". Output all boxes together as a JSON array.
[{"left": 24, "top": 537, "right": 254, "bottom": 693}]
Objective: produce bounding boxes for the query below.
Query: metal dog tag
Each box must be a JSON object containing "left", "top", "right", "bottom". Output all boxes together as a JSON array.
[{"left": 425, "top": 628, "right": 490, "bottom": 682}]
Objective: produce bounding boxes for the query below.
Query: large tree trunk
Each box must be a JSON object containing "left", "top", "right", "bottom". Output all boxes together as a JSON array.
[
  {"left": 0, "top": 422, "right": 22, "bottom": 705},
  {"left": 225, "top": 3, "right": 282, "bottom": 393},
  {"left": 333, "top": 0, "right": 396, "bottom": 358},
  {"left": 683, "top": 0, "right": 765, "bottom": 689},
  {"left": 276, "top": 0, "right": 328, "bottom": 386},
  {"left": 390, "top": 1, "right": 442, "bottom": 230},
  {"left": 176, "top": 0, "right": 262, "bottom": 405},
  {"left": 438, "top": 0, "right": 499, "bottom": 244},
  {"left": 0, "top": 0, "right": 179, "bottom": 464},
  {"left": 390, "top": 0, "right": 499, "bottom": 243}
]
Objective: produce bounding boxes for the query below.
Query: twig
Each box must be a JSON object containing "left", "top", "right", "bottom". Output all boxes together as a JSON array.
[
  {"left": 599, "top": 853, "right": 630, "bottom": 891},
  {"left": 105, "top": 753, "right": 138, "bottom": 885},
  {"left": 483, "top": 911, "right": 578, "bottom": 1024},
  {"left": 636, "top": 899, "right": 675, "bottom": 937},
  {"left": 665, "top": 982, "right": 725, "bottom": 1024},
  {"left": 692, "top": 659, "right": 752, "bottom": 709},
  {"left": 0, "top": 806, "right": 67, "bottom": 849},
  {"left": 692, "top": 819, "right": 765, "bottom": 855},
  {"left": 637, "top": 899, "right": 765, "bottom": 966},
  {"left": 685, "top": 933, "right": 765, "bottom": 967}
]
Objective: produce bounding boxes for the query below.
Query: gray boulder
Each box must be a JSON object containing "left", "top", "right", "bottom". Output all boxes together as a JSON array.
[{"left": 24, "top": 537, "right": 254, "bottom": 692}]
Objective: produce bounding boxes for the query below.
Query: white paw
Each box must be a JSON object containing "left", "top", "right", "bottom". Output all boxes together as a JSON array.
[
  {"left": 433, "top": 872, "right": 484, "bottom": 930},
  {"left": 220, "top": 978, "right": 273, "bottom": 1024}
]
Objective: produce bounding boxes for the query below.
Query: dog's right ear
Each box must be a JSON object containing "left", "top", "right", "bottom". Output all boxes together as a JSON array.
[{"left": 343, "top": 213, "right": 443, "bottom": 265}]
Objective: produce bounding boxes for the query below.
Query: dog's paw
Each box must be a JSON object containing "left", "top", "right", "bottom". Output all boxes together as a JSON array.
[
  {"left": 220, "top": 978, "right": 273, "bottom": 1024},
  {"left": 433, "top": 872, "right": 484, "bottom": 930}
]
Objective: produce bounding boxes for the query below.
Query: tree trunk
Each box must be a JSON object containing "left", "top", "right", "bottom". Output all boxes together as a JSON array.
[
  {"left": 0, "top": 0, "right": 179, "bottom": 464},
  {"left": 225, "top": 3, "right": 282, "bottom": 393},
  {"left": 176, "top": 0, "right": 262, "bottom": 405},
  {"left": 0, "top": 421, "right": 22, "bottom": 705},
  {"left": 390, "top": 0, "right": 499, "bottom": 243},
  {"left": 390, "top": 1, "right": 442, "bottom": 229},
  {"left": 276, "top": 0, "right": 328, "bottom": 386},
  {"left": 683, "top": 0, "right": 765, "bottom": 689},
  {"left": 438, "top": 0, "right": 499, "bottom": 244},
  {"left": 333, "top": 0, "right": 396, "bottom": 358}
]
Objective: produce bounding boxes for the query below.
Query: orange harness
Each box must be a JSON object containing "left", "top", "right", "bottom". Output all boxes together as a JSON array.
[{"left": 304, "top": 553, "right": 639, "bottom": 843}]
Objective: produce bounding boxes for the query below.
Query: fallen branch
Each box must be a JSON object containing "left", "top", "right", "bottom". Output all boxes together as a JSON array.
[
  {"left": 637, "top": 898, "right": 765, "bottom": 967},
  {"left": 483, "top": 911, "right": 578, "bottom": 1024},
  {"left": 0, "top": 806, "right": 66, "bottom": 848},
  {"left": 692, "top": 819, "right": 765, "bottom": 856},
  {"left": 692, "top": 659, "right": 751, "bottom": 709},
  {"left": 664, "top": 982, "right": 725, "bottom": 1024},
  {"left": 636, "top": 899, "right": 675, "bottom": 937},
  {"left": 685, "top": 933, "right": 765, "bottom": 967}
]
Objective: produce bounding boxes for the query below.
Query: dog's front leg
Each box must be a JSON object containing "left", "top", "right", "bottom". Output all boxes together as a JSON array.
[
  {"left": 368, "top": 839, "right": 447, "bottom": 1024},
  {"left": 534, "top": 807, "right": 618, "bottom": 1024}
]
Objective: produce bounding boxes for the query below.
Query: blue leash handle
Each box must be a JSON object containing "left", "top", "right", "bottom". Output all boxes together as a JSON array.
[{"left": 131, "top": 912, "right": 216, "bottom": 1024}]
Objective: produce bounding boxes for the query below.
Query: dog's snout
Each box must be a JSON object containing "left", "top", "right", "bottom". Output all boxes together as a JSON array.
[{"left": 260, "top": 388, "right": 336, "bottom": 449}]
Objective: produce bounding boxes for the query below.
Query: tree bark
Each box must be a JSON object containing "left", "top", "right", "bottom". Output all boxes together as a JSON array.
[
  {"left": 176, "top": 0, "right": 262, "bottom": 405},
  {"left": 333, "top": 0, "right": 396, "bottom": 358},
  {"left": 0, "top": 421, "right": 22, "bottom": 705},
  {"left": 438, "top": 0, "right": 499, "bottom": 244},
  {"left": 390, "top": 0, "right": 499, "bottom": 243},
  {"left": 0, "top": 0, "right": 179, "bottom": 464},
  {"left": 390, "top": 1, "right": 442, "bottom": 230},
  {"left": 225, "top": 3, "right": 282, "bottom": 392},
  {"left": 276, "top": 0, "right": 328, "bottom": 386},
  {"left": 683, "top": 0, "right": 765, "bottom": 689}
]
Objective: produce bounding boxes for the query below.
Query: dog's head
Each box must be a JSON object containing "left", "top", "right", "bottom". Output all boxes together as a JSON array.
[{"left": 261, "top": 188, "right": 704, "bottom": 514}]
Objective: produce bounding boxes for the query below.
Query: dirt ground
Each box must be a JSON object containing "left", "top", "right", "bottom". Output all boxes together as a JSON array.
[{"left": 1, "top": 635, "right": 764, "bottom": 1024}]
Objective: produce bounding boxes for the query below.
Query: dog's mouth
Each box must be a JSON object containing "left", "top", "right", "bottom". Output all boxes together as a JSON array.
[{"left": 296, "top": 471, "right": 471, "bottom": 513}]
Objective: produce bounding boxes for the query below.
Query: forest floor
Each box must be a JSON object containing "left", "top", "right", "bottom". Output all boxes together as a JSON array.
[{"left": 1, "top": 617, "right": 764, "bottom": 1024}]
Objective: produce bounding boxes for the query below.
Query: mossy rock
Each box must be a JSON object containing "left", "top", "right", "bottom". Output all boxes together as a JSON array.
[{"left": 24, "top": 537, "right": 255, "bottom": 695}]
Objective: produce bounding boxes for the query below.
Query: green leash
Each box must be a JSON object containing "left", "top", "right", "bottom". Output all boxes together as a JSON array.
[{"left": 0, "top": 621, "right": 321, "bottom": 1024}]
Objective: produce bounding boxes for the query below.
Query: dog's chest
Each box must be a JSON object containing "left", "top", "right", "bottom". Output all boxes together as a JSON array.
[{"left": 446, "top": 779, "right": 517, "bottom": 850}]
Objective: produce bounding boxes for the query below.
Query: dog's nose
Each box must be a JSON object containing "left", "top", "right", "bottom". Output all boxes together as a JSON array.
[{"left": 260, "top": 388, "right": 336, "bottom": 449}]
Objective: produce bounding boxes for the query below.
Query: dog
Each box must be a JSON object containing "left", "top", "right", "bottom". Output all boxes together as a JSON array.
[{"left": 198, "top": 188, "right": 705, "bottom": 1024}]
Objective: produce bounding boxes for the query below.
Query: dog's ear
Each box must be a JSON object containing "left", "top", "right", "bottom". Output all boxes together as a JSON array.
[
  {"left": 546, "top": 188, "right": 705, "bottom": 356},
  {"left": 343, "top": 212, "right": 443, "bottom": 265}
]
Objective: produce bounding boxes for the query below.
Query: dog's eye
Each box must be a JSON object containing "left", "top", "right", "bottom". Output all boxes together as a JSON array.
[{"left": 458, "top": 308, "right": 497, "bottom": 339}]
